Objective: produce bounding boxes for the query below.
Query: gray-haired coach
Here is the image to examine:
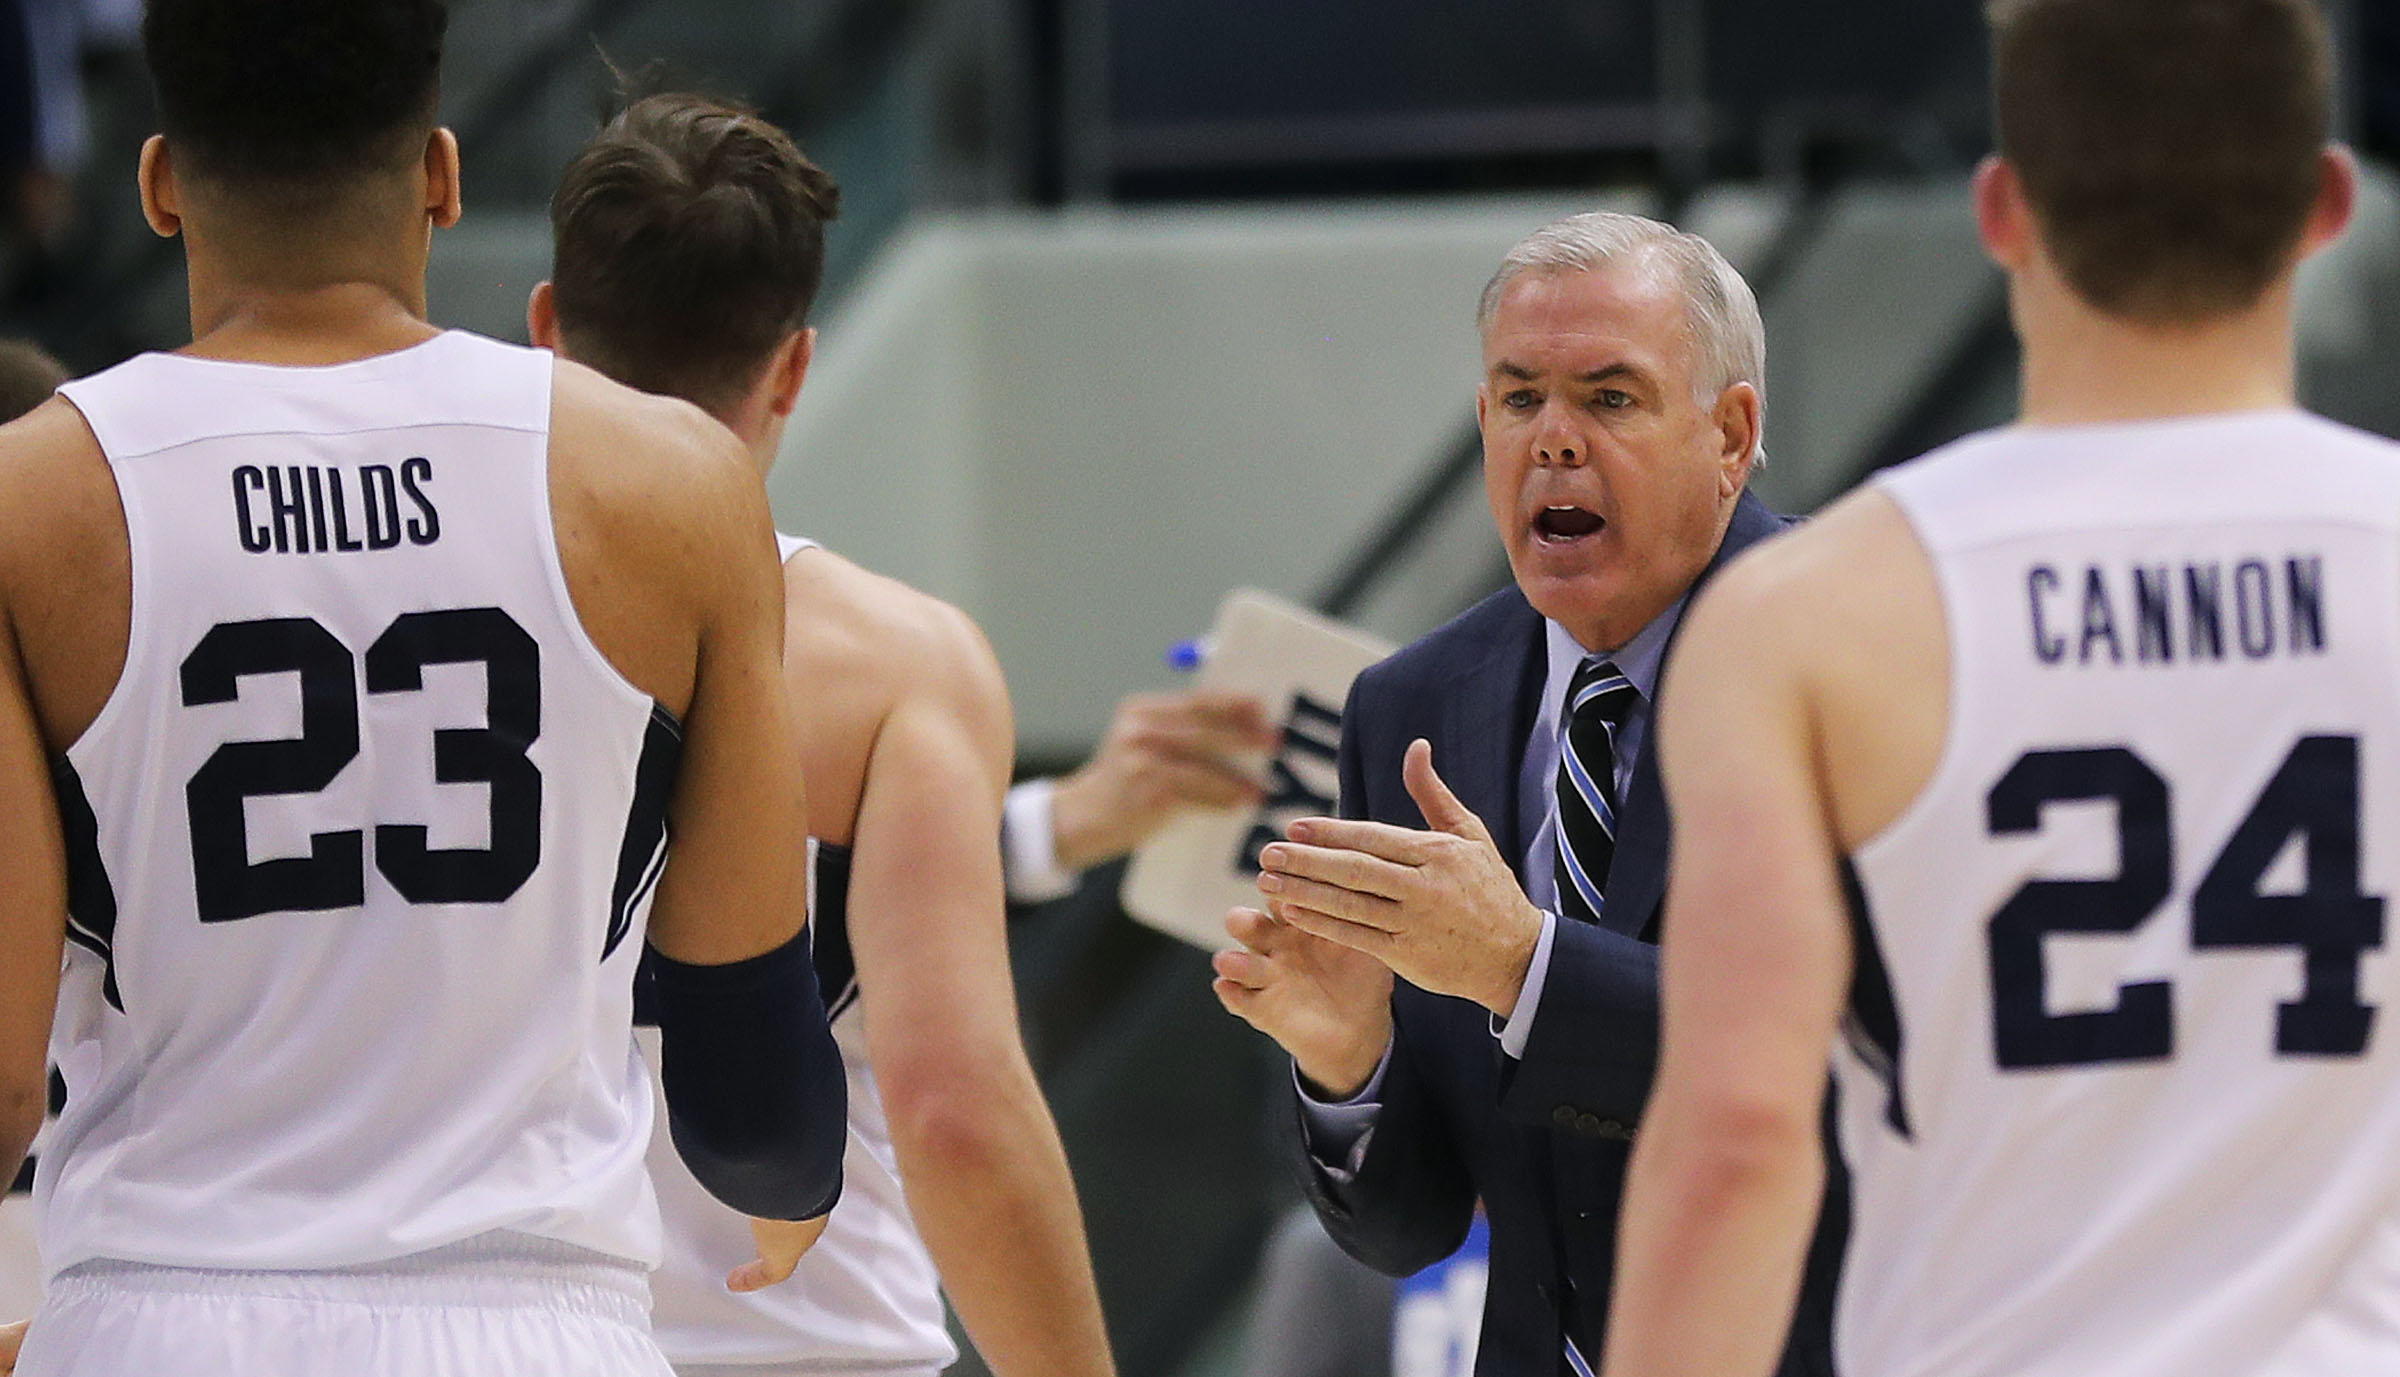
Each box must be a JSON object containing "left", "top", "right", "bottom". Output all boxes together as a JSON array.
[{"left": 1214, "top": 212, "right": 1844, "bottom": 1376}]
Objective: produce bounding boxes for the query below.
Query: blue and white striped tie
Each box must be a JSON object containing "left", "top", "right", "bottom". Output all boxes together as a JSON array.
[{"left": 1553, "top": 656, "right": 1638, "bottom": 926}]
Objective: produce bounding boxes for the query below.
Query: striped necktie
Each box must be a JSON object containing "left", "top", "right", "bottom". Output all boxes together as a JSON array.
[{"left": 1553, "top": 656, "right": 1640, "bottom": 925}]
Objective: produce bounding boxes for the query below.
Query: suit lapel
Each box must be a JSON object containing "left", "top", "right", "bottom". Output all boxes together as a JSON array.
[
  {"left": 1601, "top": 490, "right": 1793, "bottom": 938},
  {"left": 1437, "top": 593, "right": 1546, "bottom": 869}
]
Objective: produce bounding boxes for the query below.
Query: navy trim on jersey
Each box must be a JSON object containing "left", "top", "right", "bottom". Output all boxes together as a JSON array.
[
  {"left": 1841, "top": 856, "right": 1912, "bottom": 1139},
  {"left": 811, "top": 842, "right": 860, "bottom": 1021},
  {"left": 606, "top": 703, "right": 682, "bottom": 963},
  {"left": 10, "top": 1070, "right": 66, "bottom": 1195},
  {"left": 53, "top": 759, "right": 122, "bottom": 1012}
]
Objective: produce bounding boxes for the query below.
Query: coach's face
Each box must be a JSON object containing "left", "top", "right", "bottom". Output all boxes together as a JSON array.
[{"left": 1478, "top": 259, "right": 1758, "bottom": 653}]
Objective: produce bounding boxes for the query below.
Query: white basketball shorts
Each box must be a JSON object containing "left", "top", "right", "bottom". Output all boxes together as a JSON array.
[{"left": 15, "top": 1231, "right": 672, "bottom": 1377}]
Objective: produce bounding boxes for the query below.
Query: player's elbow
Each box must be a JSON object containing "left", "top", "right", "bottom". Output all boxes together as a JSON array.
[
  {"left": 881, "top": 1046, "right": 1046, "bottom": 1179},
  {"left": 650, "top": 933, "right": 852, "bottom": 1220},
  {"left": 1655, "top": 1092, "right": 1823, "bottom": 1206}
]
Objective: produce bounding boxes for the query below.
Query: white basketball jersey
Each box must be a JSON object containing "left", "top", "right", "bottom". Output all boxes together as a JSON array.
[
  {"left": 44, "top": 332, "right": 679, "bottom": 1277},
  {"left": 1841, "top": 410, "right": 2400, "bottom": 1376},
  {"left": 637, "top": 535, "right": 955, "bottom": 1373}
]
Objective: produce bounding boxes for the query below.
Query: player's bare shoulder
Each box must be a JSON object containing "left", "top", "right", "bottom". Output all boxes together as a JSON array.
[
  {"left": 782, "top": 549, "right": 1012, "bottom": 840},
  {"left": 0, "top": 396, "right": 117, "bottom": 560},
  {"left": 1693, "top": 485, "right": 1947, "bottom": 849},
  {"left": 0, "top": 397, "right": 134, "bottom": 751},
  {"left": 546, "top": 357, "right": 778, "bottom": 714},
  {"left": 549, "top": 356, "right": 765, "bottom": 560},
  {"left": 793, "top": 553, "right": 1007, "bottom": 725}
]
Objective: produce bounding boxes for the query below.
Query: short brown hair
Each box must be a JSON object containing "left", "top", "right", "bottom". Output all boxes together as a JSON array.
[
  {"left": 1991, "top": 0, "right": 2333, "bottom": 324},
  {"left": 550, "top": 93, "right": 841, "bottom": 413}
]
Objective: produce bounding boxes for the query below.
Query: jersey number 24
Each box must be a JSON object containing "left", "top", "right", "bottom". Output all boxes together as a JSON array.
[{"left": 1986, "top": 735, "right": 2383, "bottom": 1069}]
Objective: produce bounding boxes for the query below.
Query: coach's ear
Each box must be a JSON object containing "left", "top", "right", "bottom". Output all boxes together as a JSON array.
[
  {"left": 137, "top": 136, "right": 181, "bottom": 239},
  {"left": 527, "top": 282, "right": 562, "bottom": 352}
]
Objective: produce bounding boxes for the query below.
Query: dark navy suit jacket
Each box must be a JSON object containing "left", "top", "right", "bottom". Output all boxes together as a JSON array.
[{"left": 1294, "top": 490, "right": 1845, "bottom": 1376}]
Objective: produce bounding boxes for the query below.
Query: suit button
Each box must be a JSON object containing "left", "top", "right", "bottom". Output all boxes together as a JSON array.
[
  {"left": 1552, "top": 1105, "right": 1577, "bottom": 1129},
  {"left": 1598, "top": 1118, "right": 1633, "bottom": 1142},
  {"left": 1574, "top": 1113, "right": 1603, "bottom": 1137}
]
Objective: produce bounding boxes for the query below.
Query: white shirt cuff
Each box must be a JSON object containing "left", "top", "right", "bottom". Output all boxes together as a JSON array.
[
  {"left": 1493, "top": 910, "right": 1559, "bottom": 1060},
  {"left": 1001, "top": 779, "right": 1080, "bottom": 905},
  {"left": 1293, "top": 1042, "right": 1393, "bottom": 1183}
]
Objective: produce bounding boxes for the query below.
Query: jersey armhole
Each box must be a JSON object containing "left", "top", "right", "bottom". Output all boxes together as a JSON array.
[
  {"left": 529, "top": 359, "right": 670, "bottom": 726},
  {"left": 1848, "top": 482, "right": 1972, "bottom": 868},
  {"left": 47, "top": 395, "right": 145, "bottom": 763}
]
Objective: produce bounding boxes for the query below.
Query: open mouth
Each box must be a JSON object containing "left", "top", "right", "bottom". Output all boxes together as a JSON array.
[{"left": 1534, "top": 505, "right": 1605, "bottom": 544}]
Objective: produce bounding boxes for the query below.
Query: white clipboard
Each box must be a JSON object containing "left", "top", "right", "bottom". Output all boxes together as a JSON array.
[{"left": 1120, "top": 589, "right": 1395, "bottom": 951}]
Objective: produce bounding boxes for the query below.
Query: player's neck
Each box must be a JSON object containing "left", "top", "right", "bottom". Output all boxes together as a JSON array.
[
  {"left": 181, "top": 236, "right": 439, "bottom": 367},
  {"left": 2015, "top": 283, "right": 2299, "bottom": 428}
]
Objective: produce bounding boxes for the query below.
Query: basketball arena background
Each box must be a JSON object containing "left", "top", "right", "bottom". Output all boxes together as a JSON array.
[{"left": 0, "top": 2, "right": 2394, "bottom": 1373}]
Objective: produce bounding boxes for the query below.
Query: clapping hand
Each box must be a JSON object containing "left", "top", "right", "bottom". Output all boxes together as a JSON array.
[
  {"left": 1256, "top": 740, "right": 1546, "bottom": 1018},
  {"left": 1213, "top": 905, "right": 1394, "bottom": 1100}
]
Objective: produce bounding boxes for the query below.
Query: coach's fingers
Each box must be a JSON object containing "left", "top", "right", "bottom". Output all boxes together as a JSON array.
[
  {"left": 1401, "top": 739, "right": 1491, "bottom": 844},
  {"left": 1284, "top": 816, "right": 1438, "bottom": 865},
  {"left": 1212, "top": 975, "right": 1270, "bottom": 1024},
  {"left": 1212, "top": 947, "right": 1273, "bottom": 990},
  {"left": 1271, "top": 898, "right": 1401, "bottom": 959},
  {"left": 1225, "top": 904, "right": 1285, "bottom": 950},
  {"left": 0, "top": 1318, "right": 26, "bottom": 1372},
  {"left": 1260, "top": 840, "right": 1413, "bottom": 900},
  {"left": 728, "top": 1213, "right": 832, "bottom": 1293},
  {"left": 1258, "top": 870, "right": 1401, "bottom": 932}
]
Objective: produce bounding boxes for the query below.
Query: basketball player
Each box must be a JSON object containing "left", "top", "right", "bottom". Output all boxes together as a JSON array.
[
  {"left": 0, "top": 3, "right": 851, "bottom": 1374},
  {"left": 1602, "top": 2, "right": 2384, "bottom": 1375},
  {"left": 531, "top": 93, "right": 1115, "bottom": 1377}
]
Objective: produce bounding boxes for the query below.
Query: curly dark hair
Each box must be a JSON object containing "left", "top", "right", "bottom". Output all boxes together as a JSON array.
[
  {"left": 550, "top": 92, "right": 842, "bottom": 413},
  {"left": 143, "top": 0, "right": 447, "bottom": 185}
]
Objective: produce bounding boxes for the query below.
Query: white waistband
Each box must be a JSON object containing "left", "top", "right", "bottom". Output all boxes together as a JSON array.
[{"left": 49, "top": 1230, "right": 651, "bottom": 1325}]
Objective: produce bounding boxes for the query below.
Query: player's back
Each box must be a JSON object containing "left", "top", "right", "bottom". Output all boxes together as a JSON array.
[
  {"left": 39, "top": 330, "right": 680, "bottom": 1275},
  {"left": 1838, "top": 409, "right": 2400, "bottom": 1375},
  {"left": 641, "top": 537, "right": 954, "bottom": 1372}
]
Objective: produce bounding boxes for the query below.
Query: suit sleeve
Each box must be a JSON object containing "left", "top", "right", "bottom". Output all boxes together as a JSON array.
[
  {"left": 1497, "top": 919, "right": 1659, "bottom": 1127},
  {"left": 1287, "top": 669, "right": 1479, "bottom": 1277}
]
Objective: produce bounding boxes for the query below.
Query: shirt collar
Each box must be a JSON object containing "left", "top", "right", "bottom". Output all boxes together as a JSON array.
[{"left": 1540, "top": 596, "right": 1689, "bottom": 721}]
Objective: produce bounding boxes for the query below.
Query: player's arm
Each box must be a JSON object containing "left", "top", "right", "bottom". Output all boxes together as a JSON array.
[
  {"left": 640, "top": 423, "right": 845, "bottom": 1226},
  {"left": 0, "top": 603, "right": 62, "bottom": 1178},
  {"left": 848, "top": 604, "right": 1114, "bottom": 1377},
  {"left": 1598, "top": 546, "right": 1853, "bottom": 1377},
  {"left": 0, "top": 436, "right": 73, "bottom": 1180}
]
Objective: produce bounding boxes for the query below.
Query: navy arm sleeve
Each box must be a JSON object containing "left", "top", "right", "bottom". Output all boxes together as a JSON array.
[{"left": 649, "top": 930, "right": 847, "bottom": 1222}]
